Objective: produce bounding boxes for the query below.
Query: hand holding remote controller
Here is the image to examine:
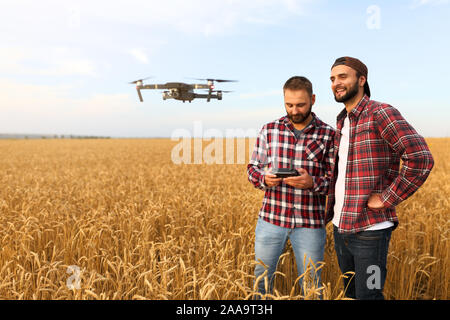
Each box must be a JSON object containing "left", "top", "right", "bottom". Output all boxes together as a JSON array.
[
  {"left": 263, "top": 172, "right": 282, "bottom": 187},
  {"left": 283, "top": 168, "right": 313, "bottom": 189}
]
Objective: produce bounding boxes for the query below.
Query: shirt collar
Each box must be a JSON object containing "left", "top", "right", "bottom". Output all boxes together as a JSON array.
[
  {"left": 280, "top": 112, "right": 317, "bottom": 133},
  {"left": 336, "top": 94, "right": 370, "bottom": 121}
]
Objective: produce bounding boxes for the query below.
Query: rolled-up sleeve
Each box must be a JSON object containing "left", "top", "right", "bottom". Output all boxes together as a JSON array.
[{"left": 247, "top": 127, "right": 269, "bottom": 190}]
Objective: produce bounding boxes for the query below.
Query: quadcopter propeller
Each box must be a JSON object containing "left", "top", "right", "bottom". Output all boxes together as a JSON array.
[
  {"left": 128, "top": 76, "right": 153, "bottom": 84},
  {"left": 189, "top": 78, "right": 238, "bottom": 83},
  {"left": 211, "top": 79, "right": 238, "bottom": 83},
  {"left": 201, "top": 89, "right": 234, "bottom": 93}
]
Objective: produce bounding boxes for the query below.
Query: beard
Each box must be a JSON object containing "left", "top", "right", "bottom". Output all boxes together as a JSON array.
[
  {"left": 287, "top": 106, "right": 312, "bottom": 124},
  {"left": 334, "top": 80, "right": 359, "bottom": 103}
]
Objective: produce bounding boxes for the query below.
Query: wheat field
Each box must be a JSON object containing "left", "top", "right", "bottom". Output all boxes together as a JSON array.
[{"left": 0, "top": 138, "right": 447, "bottom": 300}]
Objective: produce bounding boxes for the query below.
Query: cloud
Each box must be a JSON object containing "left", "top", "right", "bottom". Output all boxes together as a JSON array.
[
  {"left": 0, "top": 0, "right": 313, "bottom": 38},
  {"left": 0, "top": 46, "right": 97, "bottom": 77},
  {"left": 0, "top": 78, "right": 134, "bottom": 116},
  {"left": 128, "top": 48, "right": 149, "bottom": 64},
  {"left": 39, "top": 59, "right": 97, "bottom": 77},
  {"left": 114, "top": 0, "right": 313, "bottom": 36},
  {"left": 0, "top": 78, "right": 72, "bottom": 114},
  {"left": 0, "top": 48, "right": 28, "bottom": 74},
  {"left": 410, "top": 0, "right": 449, "bottom": 8},
  {"left": 239, "top": 89, "right": 281, "bottom": 99},
  {"left": 0, "top": 78, "right": 137, "bottom": 134}
]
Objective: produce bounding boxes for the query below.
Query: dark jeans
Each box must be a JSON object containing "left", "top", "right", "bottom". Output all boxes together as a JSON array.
[{"left": 333, "top": 225, "right": 392, "bottom": 300}]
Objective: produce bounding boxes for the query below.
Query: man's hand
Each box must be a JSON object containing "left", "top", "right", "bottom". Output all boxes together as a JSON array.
[
  {"left": 367, "top": 193, "right": 385, "bottom": 210},
  {"left": 264, "top": 173, "right": 282, "bottom": 188},
  {"left": 283, "top": 168, "right": 313, "bottom": 189}
]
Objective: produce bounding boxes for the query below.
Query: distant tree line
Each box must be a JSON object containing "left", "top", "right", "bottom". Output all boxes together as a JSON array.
[
  {"left": 0, "top": 134, "right": 111, "bottom": 139},
  {"left": 51, "top": 135, "right": 111, "bottom": 139}
]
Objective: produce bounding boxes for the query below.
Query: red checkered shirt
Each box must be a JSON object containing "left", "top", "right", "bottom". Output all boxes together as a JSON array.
[
  {"left": 247, "top": 112, "right": 335, "bottom": 229},
  {"left": 326, "top": 95, "right": 434, "bottom": 233}
]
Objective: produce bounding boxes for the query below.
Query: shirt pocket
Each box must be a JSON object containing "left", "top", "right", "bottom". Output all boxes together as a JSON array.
[
  {"left": 355, "top": 121, "right": 371, "bottom": 133},
  {"left": 354, "top": 122, "right": 371, "bottom": 136},
  {"left": 305, "top": 140, "right": 325, "bottom": 162}
]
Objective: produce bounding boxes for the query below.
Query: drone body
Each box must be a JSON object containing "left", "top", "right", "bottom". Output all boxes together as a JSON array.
[{"left": 129, "top": 78, "right": 237, "bottom": 103}]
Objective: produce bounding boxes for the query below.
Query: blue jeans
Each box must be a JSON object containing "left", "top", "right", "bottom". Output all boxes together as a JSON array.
[
  {"left": 254, "top": 218, "right": 326, "bottom": 296},
  {"left": 333, "top": 225, "right": 392, "bottom": 300}
]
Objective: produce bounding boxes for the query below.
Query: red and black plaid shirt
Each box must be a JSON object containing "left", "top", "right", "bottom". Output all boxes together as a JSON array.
[
  {"left": 326, "top": 95, "right": 434, "bottom": 233},
  {"left": 247, "top": 113, "right": 335, "bottom": 229}
]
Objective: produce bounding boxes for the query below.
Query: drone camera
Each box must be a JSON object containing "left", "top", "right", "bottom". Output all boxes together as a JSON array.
[{"left": 162, "top": 91, "right": 170, "bottom": 100}]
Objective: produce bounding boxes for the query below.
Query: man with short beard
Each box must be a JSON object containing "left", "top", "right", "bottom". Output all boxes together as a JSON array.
[
  {"left": 328, "top": 57, "right": 434, "bottom": 299},
  {"left": 247, "top": 76, "right": 335, "bottom": 298}
]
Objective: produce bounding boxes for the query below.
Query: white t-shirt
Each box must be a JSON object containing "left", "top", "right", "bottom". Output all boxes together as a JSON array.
[{"left": 332, "top": 115, "right": 393, "bottom": 231}]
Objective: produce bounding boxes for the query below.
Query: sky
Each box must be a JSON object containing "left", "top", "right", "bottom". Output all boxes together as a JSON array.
[{"left": 1, "top": 0, "right": 449, "bottom": 137}]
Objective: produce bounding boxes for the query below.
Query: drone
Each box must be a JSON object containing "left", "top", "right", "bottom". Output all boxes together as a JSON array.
[{"left": 129, "top": 77, "right": 237, "bottom": 103}]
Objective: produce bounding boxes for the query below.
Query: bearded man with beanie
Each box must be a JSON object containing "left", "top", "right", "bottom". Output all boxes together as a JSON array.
[{"left": 328, "top": 56, "right": 434, "bottom": 299}]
